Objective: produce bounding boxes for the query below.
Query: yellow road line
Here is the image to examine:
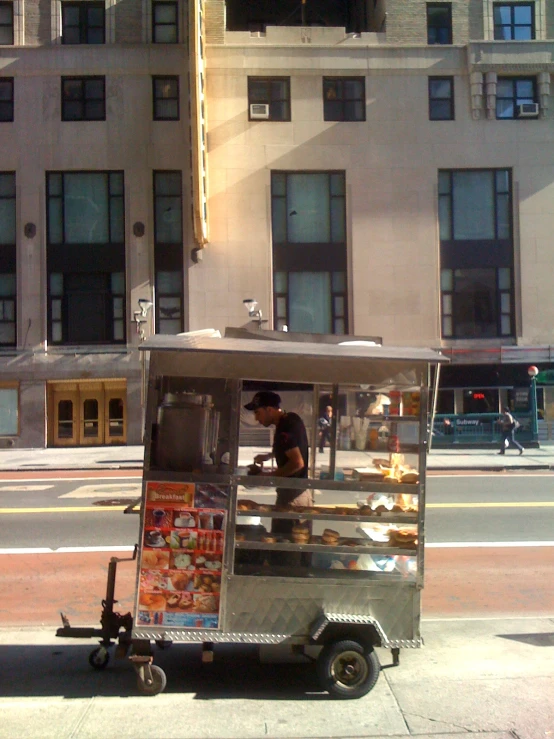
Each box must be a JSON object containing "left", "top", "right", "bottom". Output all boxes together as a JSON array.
[
  {"left": 428, "top": 502, "right": 554, "bottom": 508},
  {"left": 1, "top": 501, "right": 554, "bottom": 514}
]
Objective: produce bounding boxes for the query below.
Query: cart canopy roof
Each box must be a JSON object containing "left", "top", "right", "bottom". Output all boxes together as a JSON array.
[{"left": 141, "top": 332, "right": 446, "bottom": 387}]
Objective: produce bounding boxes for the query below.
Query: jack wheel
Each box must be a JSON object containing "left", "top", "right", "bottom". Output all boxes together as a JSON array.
[
  {"left": 137, "top": 665, "right": 167, "bottom": 696},
  {"left": 316, "top": 639, "right": 380, "bottom": 699},
  {"left": 88, "top": 646, "right": 110, "bottom": 670}
]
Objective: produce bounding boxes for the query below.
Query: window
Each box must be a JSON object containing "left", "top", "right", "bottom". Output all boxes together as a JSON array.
[
  {"left": 62, "top": 77, "right": 105, "bottom": 121},
  {"left": 271, "top": 172, "right": 347, "bottom": 334},
  {"left": 0, "top": 2, "right": 13, "bottom": 45},
  {"left": 496, "top": 77, "right": 537, "bottom": 119},
  {"left": 46, "top": 172, "right": 125, "bottom": 345},
  {"left": 438, "top": 170, "right": 514, "bottom": 339},
  {"left": 154, "top": 172, "right": 183, "bottom": 334},
  {"left": 427, "top": 3, "right": 452, "bottom": 44},
  {"left": 152, "top": 1, "right": 178, "bottom": 43},
  {"left": 438, "top": 169, "right": 511, "bottom": 241},
  {"left": 153, "top": 76, "right": 179, "bottom": 120},
  {"left": 494, "top": 3, "right": 534, "bottom": 40},
  {"left": 0, "top": 385, "right": 18, "bottom": 435},
  {"left": 0, "top": 77, "right": 13, "bottom": 121},
  {"left": 441, "top": 268, "right": 513, "bottom": 338},
  {"left": 248, "top": 77, "right": 290, "bottom": 122},
  {"left": 428, "top": 77, "right": 454, "bottom": 120},
  {"left": 0, "top": 173, "right": 15, "bottom": 346},
  {"left": 323, "top": 77, "right": 365, "bottom": 122},
  {"left": 62, "top": 2, "right": 105, "bottom": 44}
]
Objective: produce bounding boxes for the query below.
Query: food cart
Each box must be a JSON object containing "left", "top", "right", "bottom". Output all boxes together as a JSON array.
[{"left": 58, "top": 331, "right": 445, "bottom": 698}]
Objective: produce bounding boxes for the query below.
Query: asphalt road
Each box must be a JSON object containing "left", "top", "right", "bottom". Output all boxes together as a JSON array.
[{"left": 1, "top": 471, "right": 553, "bottom": 548}]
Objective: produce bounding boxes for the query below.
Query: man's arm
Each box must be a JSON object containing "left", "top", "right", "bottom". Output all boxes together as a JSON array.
[{"left": 275, "top": 446, "right": 305, "bottom": 477}]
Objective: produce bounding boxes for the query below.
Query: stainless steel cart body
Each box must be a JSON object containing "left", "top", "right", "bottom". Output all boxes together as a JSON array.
[{"left": 132, "top": 333, "right": 446, "bottom": 676}]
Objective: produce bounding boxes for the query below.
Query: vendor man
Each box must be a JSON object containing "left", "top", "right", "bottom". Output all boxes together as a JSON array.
[{"left": 244, "top": 390, "right": 312, "bottom": 533}]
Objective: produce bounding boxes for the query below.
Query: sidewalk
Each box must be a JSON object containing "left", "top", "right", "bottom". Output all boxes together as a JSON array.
[
  {"left": 0, "top": 617, "right": 552, "bottom": 738},
  {"left": 1, "top": 443, "right": 554, "bottom": 472}
]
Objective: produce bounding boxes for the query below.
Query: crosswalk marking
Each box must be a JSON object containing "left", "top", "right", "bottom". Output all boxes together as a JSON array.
[{"left": 58, "top": 483, "right": 142, "bottom": 499}]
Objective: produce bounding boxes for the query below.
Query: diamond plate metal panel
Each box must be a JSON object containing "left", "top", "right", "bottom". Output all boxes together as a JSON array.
[{"left": 223, "top": 576, "right": 420, "bottom": 643}]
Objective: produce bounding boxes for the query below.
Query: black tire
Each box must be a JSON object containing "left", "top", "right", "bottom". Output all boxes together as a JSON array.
[
  {"left": 316, "top": 639, "right": 380, "bottom": 699},
  {"left": 88, "top": 646, "right": 110, "bottom": 670},
  {"left": 137, "top": 665, "right": 167, "bottom": 696}
]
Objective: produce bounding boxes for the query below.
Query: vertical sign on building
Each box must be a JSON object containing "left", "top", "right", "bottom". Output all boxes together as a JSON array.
[{"left": 190, "top": 0, "right": 209, "bottom": 247}]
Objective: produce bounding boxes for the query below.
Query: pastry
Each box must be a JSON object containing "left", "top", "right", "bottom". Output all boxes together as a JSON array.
[
  {"left": 292, "top": 532, "right": 310, "bottom": 544},
  {"left": 401, "top": 471, "right": 418, "bottom": 484},
  {"left": 321, "top": 528, "right": 340, "bottom": 545},
  {"left": 139, "top": 593, "right": 166, "bottom": 611},
  {"left": 262, "top": 535, "right": 277, "bottom": 543},
  {"left": 237, "top": 499, "right": 259, "bottom": 511}
]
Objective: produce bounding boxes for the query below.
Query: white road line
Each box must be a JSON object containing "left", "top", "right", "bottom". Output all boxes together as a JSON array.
[
  {"left": 0, "top": 476, "right": 140, "bottom": 483},
  {"left": 0, "top": 485, "right": 54, "bottom": 492},
  {"left": 422, "top": 615, "right": 554, "bottom": 622},
  {"left": 426, "top": 541, "right": 554, "bottom": 548},
  {"left": 0, "top": 546, "right": 135, "bottom": 554},
  {"left": 2, "top": 541, "right": 554, "bottom": 555}
]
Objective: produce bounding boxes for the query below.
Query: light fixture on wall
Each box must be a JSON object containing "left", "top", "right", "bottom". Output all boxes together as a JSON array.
[
  {"left": 243, "top": 298, "right": 268, "bottom": 328},
  {"left": 133, "top": 298, "right": 153, "bottom": 341}
]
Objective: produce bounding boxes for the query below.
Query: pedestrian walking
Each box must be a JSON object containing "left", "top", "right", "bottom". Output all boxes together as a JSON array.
[
  {"left": 318, "top": 405, "right": 333, "bottom": 453},
  {"left": 498, "top": 406, "right": 524, "bottom": 455}
]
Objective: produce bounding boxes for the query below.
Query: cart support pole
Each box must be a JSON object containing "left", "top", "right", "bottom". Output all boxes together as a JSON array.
[{"left": 428, "top": 363, "right": 441, "bottom": 453}]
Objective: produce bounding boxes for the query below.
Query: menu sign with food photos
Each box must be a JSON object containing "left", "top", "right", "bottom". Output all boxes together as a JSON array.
[{"left": 137, "top": 481, "right": 228, "bottom": 629}]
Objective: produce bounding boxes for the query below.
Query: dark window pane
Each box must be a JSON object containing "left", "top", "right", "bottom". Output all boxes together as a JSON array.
[
  {"left": 87, "top": 6, "right": 104, "bottom": 25},
  {"left": 0, "top": 101, "right": 12, "bottom": 121},
  {"left": 0, "top": 80, "right": 12, "bottom": 100},
  {"left": 85, "top": 100, "right": 105, "bottom": 119},
  {"left": 343, "top": 101, "right": 364, "bottom": 121},
  {"left": 154, "top": 3, "right": 177, "bottom": 23},
  {"left": 249, "top": 81, "right": 268, "bottom": 102},
  {"left": 343, "top": 79, "right": 363, "bottom": 99},
  {"left": 324, "top": 100, "right": 343, "bottom": 120},
  {"left": 430, "top": 100, "right": 452, "bottom": 120},
  {"left": 430, "top": 79, "right": 451, "bottom": 98},
  {"left": 85, "top": 78, "right": 104, "bottom": 97},
  {"left": 269, "top": 101, "right": 287, "bottom": 120},
  {"left": 63, "top": 27, "right": 80, "bottom": 44},
  {"left": 0, "top": 27, "right": 14, "bottom": 45},
  {"left": 154, "top": 25, "right": 177, "bottom": 43},
  {"left": 270, "top": 79, "right": 288, "bottom": 100},
  {"left": 64, "top": 101, "right": 84, "bottom": 120},
  {"left": 87, "top": 27, "right": 104, "bottom": 43}
]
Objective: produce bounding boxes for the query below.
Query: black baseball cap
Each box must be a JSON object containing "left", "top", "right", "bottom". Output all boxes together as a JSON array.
[{"left": 244, "top": 391, "right": 281, "bottom": 411}]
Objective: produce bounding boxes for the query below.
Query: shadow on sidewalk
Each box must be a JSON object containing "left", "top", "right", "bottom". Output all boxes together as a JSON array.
[
  {"left": 498, "top": 632, "right": 554, "bottom": 647},
  {"left": 0, "top": 643, "right": 329, "bottom": 700}
]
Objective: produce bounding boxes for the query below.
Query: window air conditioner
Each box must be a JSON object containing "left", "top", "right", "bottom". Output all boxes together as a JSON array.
[
  {"left": 249, "top": 103, "right": 270, "bottom": 119},
  {"left": 517, "top": 102, "right": 539, "bottom": 118}
]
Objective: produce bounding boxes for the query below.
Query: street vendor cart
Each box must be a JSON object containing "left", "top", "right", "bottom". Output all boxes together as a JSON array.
[{"left": 58, "top": 331, "right": 445, "bottom": 698}]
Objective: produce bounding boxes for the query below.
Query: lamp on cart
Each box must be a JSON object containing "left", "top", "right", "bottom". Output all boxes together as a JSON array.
[{"left": 528, "top": 365, "right": 539, "bottom": 443}]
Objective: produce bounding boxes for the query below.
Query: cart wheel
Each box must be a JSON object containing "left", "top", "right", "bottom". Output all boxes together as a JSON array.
[
  {"left": 137, "top": 665, "right": 167, "bottom": 696},
  {"left": 88, "top": 646, "right": 110, "bottom": 670},
  {"left": 316, "top": 640, "right": 380, "bottom": 699}
]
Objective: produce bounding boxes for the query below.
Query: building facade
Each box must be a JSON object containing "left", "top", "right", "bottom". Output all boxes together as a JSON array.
[
  {"left": 1, "top": 0, "right": 554, "bottom": 446},
  {"left": 0, "top": 0, "right": 199, "bottom": 446}
]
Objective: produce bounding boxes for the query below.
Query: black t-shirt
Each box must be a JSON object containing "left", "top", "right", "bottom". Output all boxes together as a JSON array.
[{"left": 272, "top": 412, "right": 309, "bottom": 478}]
